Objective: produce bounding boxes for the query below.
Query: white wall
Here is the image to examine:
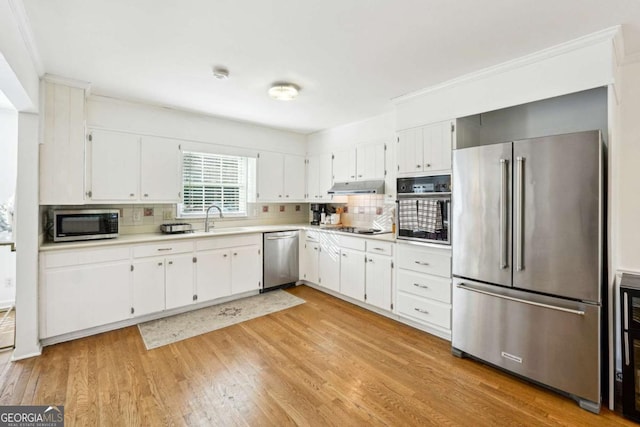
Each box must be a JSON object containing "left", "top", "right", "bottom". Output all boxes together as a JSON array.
[
  {"left": 395, "top": 30, "right": 616, "bottom": 131},
  {"left": 87, "top": 95, "right": 306, "bottom": 156},
  {"left": 616, "top": 61, "right": 640, "bottom": 274},
  {"left": 0, "top": 108, "right": 18, "bottom": 203},
  {"left": 307, "top": 112, "right": 394, "bottom": 155}
]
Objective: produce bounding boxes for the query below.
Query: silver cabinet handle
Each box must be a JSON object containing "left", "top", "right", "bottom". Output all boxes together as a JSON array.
[
  {"left": 371, "top": 247, "right": 385, "bottom": 251},
  {"left": 499, "top": 158, "right": 509, "bottom": 269},
  {"left": 350, "top": 175, "right": 355, "bottom": 178},
  {"left": 342, "top": 253, "right": 347, "bottom": 257},
  {"left": 279, "top": 195, "right": 282, "bottom": 198},
  {"left": 286, "top": 195, "right": 289, "bottom": 198},
  {"left": 368, "top": 258, "right": 373, "bottom": 263},
  {"left": 413, "top": 283, "right": 429, "bottom": 289},
  {"left": 144, "top": 193, "right": 149, "bottom": 197},
  {"left": 358, "top": 174, "right": 362, "bottom": 178},
  {"left": 625, "top": 331, "right": 630, "bottom": 366},
  {"left": 414, "top": 308, "right": 429, "bottom": 314},
  {"left": 425, "top": 163, "right": 431, "bottom": 168},
  {"left": 456, "top": 283, "right": 585, "bottom": 316},
  {"left": 157, "top": 248, "right": 172, "bottom": 251},
  {"left": 233, "top": 252, "right": 238, "bottom": 256},
  {"left": 157, "top": 262, "right": 163, "bottom": 266},
  {"left": 130, "top": 193, "right": 135, "bottom": 197},
  {"left": 414, "top": 261, "right": 429, "bottom": 266},
  {"left": 313, "top": 247, "right": 318, "bottom": 251},
  {"left": 416, "top": 164, "right": 421, "bottom": 169},
  {"left": 515, "top": 156, "right": 525, "bottom": 272},
  {"left": 168, "top": 261, "right": 173, "bottom": 265},
  {"left": 223, "top": 254, "right": 228, "bottom": 258}
]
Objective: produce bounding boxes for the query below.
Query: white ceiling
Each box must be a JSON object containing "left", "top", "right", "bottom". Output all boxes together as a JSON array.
[{"left": 22, "top": 0, "right": 640, "bottom": 134}]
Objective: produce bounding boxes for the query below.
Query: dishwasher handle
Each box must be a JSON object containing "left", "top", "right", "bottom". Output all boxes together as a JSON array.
[{"left": 266, "top": 235, "right": 297, "bottom": 240}]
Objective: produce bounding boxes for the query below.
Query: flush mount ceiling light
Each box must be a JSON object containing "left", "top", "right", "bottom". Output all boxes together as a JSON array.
[
  {"left": 268, "top": 82, "right": 300, "bottom": 101},
  {"left": 212, "top": 67, "right": 229, "bottom": 80}
]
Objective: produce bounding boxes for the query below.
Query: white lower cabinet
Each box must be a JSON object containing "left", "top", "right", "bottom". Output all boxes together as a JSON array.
[
  {"left": 318, "top": 245, "right": 340, "bottom": 292},
  {"left": 339, "top": 248, "right": 366, "bottom": 301},
  {"left": 40, "top": 233, "right": 263, "bottom": 341},
  {"left": 365, "top": 252, "right": 393, "bottom": 311},
  {"left": 300, "top": 234, "right": 320, "bottom": 283},
  {"left": 42, "top": 258, "right": 131, "bottom": 338},
  {"left": 395, "top": 243, "right": 452, "bottom": 337},
  {"left": 196, "top": 249, "right": 232, "bottom": 302}
]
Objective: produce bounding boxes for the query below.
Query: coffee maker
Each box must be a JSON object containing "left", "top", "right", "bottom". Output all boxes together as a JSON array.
[{"left": 310, "top": 203, "right": 327, "bottom": 225}]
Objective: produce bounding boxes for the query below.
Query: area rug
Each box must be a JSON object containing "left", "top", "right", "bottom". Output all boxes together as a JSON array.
[{"left": 138, "top": 290, "right": 305, "bottom": 350}]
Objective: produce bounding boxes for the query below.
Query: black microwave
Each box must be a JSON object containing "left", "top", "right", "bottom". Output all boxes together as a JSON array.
[{"left": 52, "top": 209, "right": 119, "bottom": 242}]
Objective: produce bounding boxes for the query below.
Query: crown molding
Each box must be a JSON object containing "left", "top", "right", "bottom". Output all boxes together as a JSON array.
[
  {"left": 393, "top": 25, "right": 622, "bottom": 105},
  {"left": 42, "top": 74, "right": 91, "bottom": 91},
  {"left": 8, "top": 0, "right": 43, "bottom": 76}
]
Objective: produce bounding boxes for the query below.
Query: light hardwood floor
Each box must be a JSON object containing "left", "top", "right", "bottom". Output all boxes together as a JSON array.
[{"left": 0, "top": 286, "right": 633, "bottom": 426}]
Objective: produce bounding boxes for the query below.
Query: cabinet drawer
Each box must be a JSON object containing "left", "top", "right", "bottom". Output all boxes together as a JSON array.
[
  {"left": 338, "top": 235, "right": 366, "bottom": 251},
  {"left": 196, "top": 234, "right": 261, "bottom": 251},
  {"left": 397, "top": 270, "right": 451, "bottom": 303},
  {"left": 397, "top": 244, "right": 450, "bottom": 278},
  {"left": 44, "top": 246, "right": 130, "bottom": 268},
  {"left": 133, "top": 241, "right": 194, "bottom": 258},
  {"left": 366, "top": 240, "right": 393, "bottom": 256},
  {"left": 396, "top": 292, "right": 451, "bottom": 330}
]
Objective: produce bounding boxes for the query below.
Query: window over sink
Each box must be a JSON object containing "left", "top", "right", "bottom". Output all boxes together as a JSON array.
[{"left": 179, "top": 151, "right": 253, "bottom": 218}]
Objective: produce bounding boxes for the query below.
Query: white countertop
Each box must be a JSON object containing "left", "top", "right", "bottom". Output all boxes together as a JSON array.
[{"left": 39, "top": 224, "right": 398, "bottom": 251}]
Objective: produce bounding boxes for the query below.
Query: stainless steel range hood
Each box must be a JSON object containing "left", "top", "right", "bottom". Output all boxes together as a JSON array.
[{"left": 327, "top": 180, "right": 385, "bottom": 195}]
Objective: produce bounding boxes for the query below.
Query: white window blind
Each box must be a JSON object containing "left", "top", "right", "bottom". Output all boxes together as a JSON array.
[{"left": 180, "top": 151, "right": 248, "bottom": 216}]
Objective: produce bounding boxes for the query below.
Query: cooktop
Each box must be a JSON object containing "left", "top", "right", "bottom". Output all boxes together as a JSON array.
[{"left": 334, "top": 226, "right": 391, "bottom": 235}]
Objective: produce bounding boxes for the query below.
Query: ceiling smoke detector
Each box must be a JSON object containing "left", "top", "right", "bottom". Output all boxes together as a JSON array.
[
  {"left": 212, "top": 67, "right": 229, "bottom": 80},
  {"left": 268, "top": 83, "right": 300, "bottom": 101}
]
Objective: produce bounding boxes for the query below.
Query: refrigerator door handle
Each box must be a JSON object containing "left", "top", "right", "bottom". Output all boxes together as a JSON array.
[
  {"left": 515, "top": 156, "right": 525, "bottom": 271},
  {"left": 455, "top": 283, "right": 586, "bottom": 316},
  {"left": 499, "top": 158, "right": 509, "bottom": 269}
]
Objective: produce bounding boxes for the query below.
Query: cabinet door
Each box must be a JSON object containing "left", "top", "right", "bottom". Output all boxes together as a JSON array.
[
  {"left": 132, "top": 258, "right": 166, "bottom": 316},
  {"left": 231, "top": 245, "right": 261, "bottom": 294},
  {"left": 357, "top": 143, "right": 385, "bottom": 180},
  {"left": 424, "top": 121, "right": 452, "bottom": 173},
  {"left": 365, "top": 253, "right": 393, "bottom": 311},
  {"left": 40, "top": 82, "right": 86, "bottom": 205},
  {"left": 339, "top": 248, "right": 365, "bottom": 302},
  {"left": 90, "top": 130, "right": 140, "bottom": 201},
  {"left": 196, "top": 249, "right": 232, "bottom": 302},
  {"left": 397, "top": 128, "right": 423, "bottom": 174},
  {"left": 306, "top": 156, "right": 320, "bottom": 200},
  {"left": 318, "top": 246, "right": 340, "bottom": 292},
  {"left": 257, "top": 152, "right": 284, "bottom": 201},
  {"left": 384, "top": 139, "right": 396, "bottom": 202},
  {"left": 43, "top": 262, "right": 131, "bottom": 338},
  {"left": 283, "top": 154, "right": 306, "bottom": 200},
  {"left": 165, "top": 254, "right": 195, "bottom": 310},
  {"left": 333, "top": 149, "right": 357, "bottom": 182},
  {"left": 301, "top": 240, "right": 319, "bottom": 284},
  {"left": 318, "top": 153, "right": 334, "bottom": 201},
  {"left": 141, "top": 136, "right": 182, "bottom": 202}
]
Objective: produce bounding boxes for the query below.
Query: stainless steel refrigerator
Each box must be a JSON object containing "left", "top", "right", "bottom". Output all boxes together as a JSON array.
[{"left": 451, "top": 130, "right": 602, "bottom": 413}]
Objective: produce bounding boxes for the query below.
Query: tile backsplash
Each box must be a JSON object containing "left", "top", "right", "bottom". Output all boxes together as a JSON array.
[
  {"left": 331, "top": 195, "right": 395, "bottom": 231},
  {"left": 41, "top": 202, "right": 310, "bottom": 238}
]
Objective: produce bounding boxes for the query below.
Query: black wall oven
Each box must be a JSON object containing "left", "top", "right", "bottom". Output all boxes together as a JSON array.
[{"left": 396, "top": 175, "right": 451, "bottom": 245}]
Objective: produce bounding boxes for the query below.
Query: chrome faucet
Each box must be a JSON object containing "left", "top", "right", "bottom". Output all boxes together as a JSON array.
[{"left": 204, "top": 205, "right": 224, "bottom": 232}]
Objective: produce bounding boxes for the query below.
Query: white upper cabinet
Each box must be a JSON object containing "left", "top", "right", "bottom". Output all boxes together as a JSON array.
[
  {"left": 283, "top": 154, "right": 306, "bottom": 200},
  {"left": 306, "top": 153, "right": 333, "bottom": 202},
  {"left": 257, "top": 152, "right": 305, "bottom": 202},
  {"left": 39, "top": 79, "right": 88, "bottom": 205},
  {"left": 332, "top": 149, "right": 357, "bottom": 182},
  {"left": 89, "top": 129, "right": 140, "bottom": 201},
  {"left": 88, "top": 129, "right": 183, "bottom": 203},
  {"left": 397, "top": 120, "right": 453, "bottom": 176},
  {"left": 356, "top": 142, "right": 385, "bottom": 181},
  {"left": 140, "top": 136, "right": 182, "bottom": 202},
  {"left": 333, "top": 143, "right": 385, "bottom": 183}
]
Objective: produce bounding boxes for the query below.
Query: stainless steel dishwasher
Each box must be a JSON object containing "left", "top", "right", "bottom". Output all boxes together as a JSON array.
[{"left": 262, "top": 230, "right": 299, "bottom": 292}]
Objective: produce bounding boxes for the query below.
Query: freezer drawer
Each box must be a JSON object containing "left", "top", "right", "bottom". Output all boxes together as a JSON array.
[{"left": 452, "top": 278, "right": 600, "bottom": 406}]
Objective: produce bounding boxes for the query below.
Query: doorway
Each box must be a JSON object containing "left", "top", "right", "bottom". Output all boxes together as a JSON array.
[{"left": 0, "top": 89, "right": 18, "bottom": 350}]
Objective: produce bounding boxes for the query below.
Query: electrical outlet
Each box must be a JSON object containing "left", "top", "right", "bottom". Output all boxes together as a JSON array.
[
  {"left": 163, "top": 211, "right": 173, "bottom": 220},
  {"left": 133, "top": 209, "right": 142, "bottom": 222}
]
